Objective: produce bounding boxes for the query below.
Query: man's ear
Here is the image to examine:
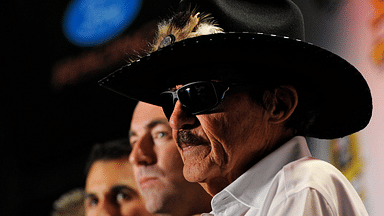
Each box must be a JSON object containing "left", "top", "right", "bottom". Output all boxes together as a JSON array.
[{"left": 264, "top": 85, "right": 298, "bottom": 124}]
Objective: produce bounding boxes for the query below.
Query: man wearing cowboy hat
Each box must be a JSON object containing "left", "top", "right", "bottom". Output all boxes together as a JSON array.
[{"left": 99, "top": 0, "right": 371, "bottom": 215}]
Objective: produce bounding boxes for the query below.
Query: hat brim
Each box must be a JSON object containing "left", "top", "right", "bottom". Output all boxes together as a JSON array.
[{"left": 99, "top": 33, "right": 372, "bottom": 139}]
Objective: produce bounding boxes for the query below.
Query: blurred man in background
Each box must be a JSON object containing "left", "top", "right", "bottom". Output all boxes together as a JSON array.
[
  {"left": 84, "top": 139, "right": 154, "bottom": 216},
  {"left": 129, "top": 102, "right": 212, "bottom": 216}
]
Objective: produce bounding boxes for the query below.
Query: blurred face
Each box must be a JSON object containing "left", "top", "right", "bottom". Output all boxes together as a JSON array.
[
  {"left": 129, "top": 102, "right": 211, "bottom": 215},
  {"left": 85, "top": 157, "right": 153, "bottom": 216},
  {"left": 168, "top": 88, "right": 277, "bottom": 195}
]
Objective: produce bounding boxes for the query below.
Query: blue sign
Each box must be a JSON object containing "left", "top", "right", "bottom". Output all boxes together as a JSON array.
[{"left": 63, "top": 0, "right": 142, "bottom": 47}]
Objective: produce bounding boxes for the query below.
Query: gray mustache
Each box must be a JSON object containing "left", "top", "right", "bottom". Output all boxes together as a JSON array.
[{"left": 176, "top": 130, "right": 206, "bottom": 148}]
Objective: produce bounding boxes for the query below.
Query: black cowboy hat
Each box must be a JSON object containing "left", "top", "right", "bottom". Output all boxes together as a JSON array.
[{"left": 98, "top": 0, "right": 372, "bottom": 139}]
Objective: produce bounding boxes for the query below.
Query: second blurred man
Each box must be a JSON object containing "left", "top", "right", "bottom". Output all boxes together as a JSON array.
[
  {"left": 85, "top": 140, "right": 154, "bottom": 216},
  {"left": 129, "top": 102, "right": 212, "bottom": 216}
]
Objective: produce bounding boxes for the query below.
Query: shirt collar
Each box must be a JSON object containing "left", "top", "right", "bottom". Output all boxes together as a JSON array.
[{"left": 211, "top": 136, "right": 311, "bottom": 212}]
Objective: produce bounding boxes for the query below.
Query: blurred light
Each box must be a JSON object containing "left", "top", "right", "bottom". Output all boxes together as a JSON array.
[{"left": 63, "top": 0, "right": 142, "bottom": 47}]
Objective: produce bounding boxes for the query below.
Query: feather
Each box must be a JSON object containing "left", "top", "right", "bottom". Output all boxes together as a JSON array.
[
  {"left": 127, "top": 10, "right": 223, "bottom": 63},
  {"left": 151, "top": 10, "right": 223, "bottom": 52}
]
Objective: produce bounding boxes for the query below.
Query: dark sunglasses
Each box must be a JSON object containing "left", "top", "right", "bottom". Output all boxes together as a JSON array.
[{"left": 160, "top": 81, "right": 253, "bottom": 119}]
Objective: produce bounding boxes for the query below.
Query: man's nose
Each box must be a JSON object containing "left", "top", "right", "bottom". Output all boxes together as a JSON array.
[
  {"left": 168, "top": 101, "right": 197, "bottom": 130},
  {"left": 96, "top": 199, "right": 119, "bottom": 216},
  {"left": 129, "top": 133, "right": 156, "bottom": 166}
]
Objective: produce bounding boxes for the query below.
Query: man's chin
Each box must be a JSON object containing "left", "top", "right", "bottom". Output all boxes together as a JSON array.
[
  {"left": 145, "top": 199, "right": 166, "bottom": 215},
  {"left": 183, "top": 173, "right": 202, "bottom": 183},
  {"left": 182, "top": 162, "right": 208, "bottom": 183},
  {"left": 180, "top": 145, "right": 212, "bottom": 182},
  {"left": 141, "top": 187, "right": 176, "bottom": 214}
]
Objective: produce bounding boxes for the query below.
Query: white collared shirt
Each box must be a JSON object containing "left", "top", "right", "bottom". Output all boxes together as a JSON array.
[{"left": 205, "top": 136, "right": 368, "bottom": 216}]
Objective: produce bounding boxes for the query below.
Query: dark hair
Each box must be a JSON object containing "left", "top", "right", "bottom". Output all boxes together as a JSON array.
[
  {"left": 246, "top": 80, "right": 320, "bottom": 136},
  {"left": 85, "top": 138, "right": 131, "bottom": 176}
]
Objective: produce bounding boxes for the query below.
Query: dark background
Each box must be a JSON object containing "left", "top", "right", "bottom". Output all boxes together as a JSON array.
[{"left": 3, "top": 0, "right": 343, "bottom": 215}]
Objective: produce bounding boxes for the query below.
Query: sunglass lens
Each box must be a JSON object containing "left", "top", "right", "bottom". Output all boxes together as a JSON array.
[
  {"left": 160, "top": 92, "right": 175, "bottom": 119},
  {"left": 179, "top": 82, "right": 218, "bottom": 114},
  {"left": 160, "top": 82, "right": 221, "bottom": 119}
]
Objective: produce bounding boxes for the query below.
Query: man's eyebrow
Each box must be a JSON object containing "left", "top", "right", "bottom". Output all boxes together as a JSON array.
[
  {"left": 84, "top": 192, "right": 96, "bottom": 199},
  {"left": 111, "top": 185, "right": 137, "bottom": 195},
  {"left": 129, "top": 119, "right": 169, "bottom": 138}
]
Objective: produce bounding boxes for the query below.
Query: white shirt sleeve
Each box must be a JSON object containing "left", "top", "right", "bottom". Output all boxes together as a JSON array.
[
  {"left": 267, "top": 188, "right": 334, "bottom": 216},
  {"left": 266, "top": 187, "right": 368, "bottom": 216}
]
